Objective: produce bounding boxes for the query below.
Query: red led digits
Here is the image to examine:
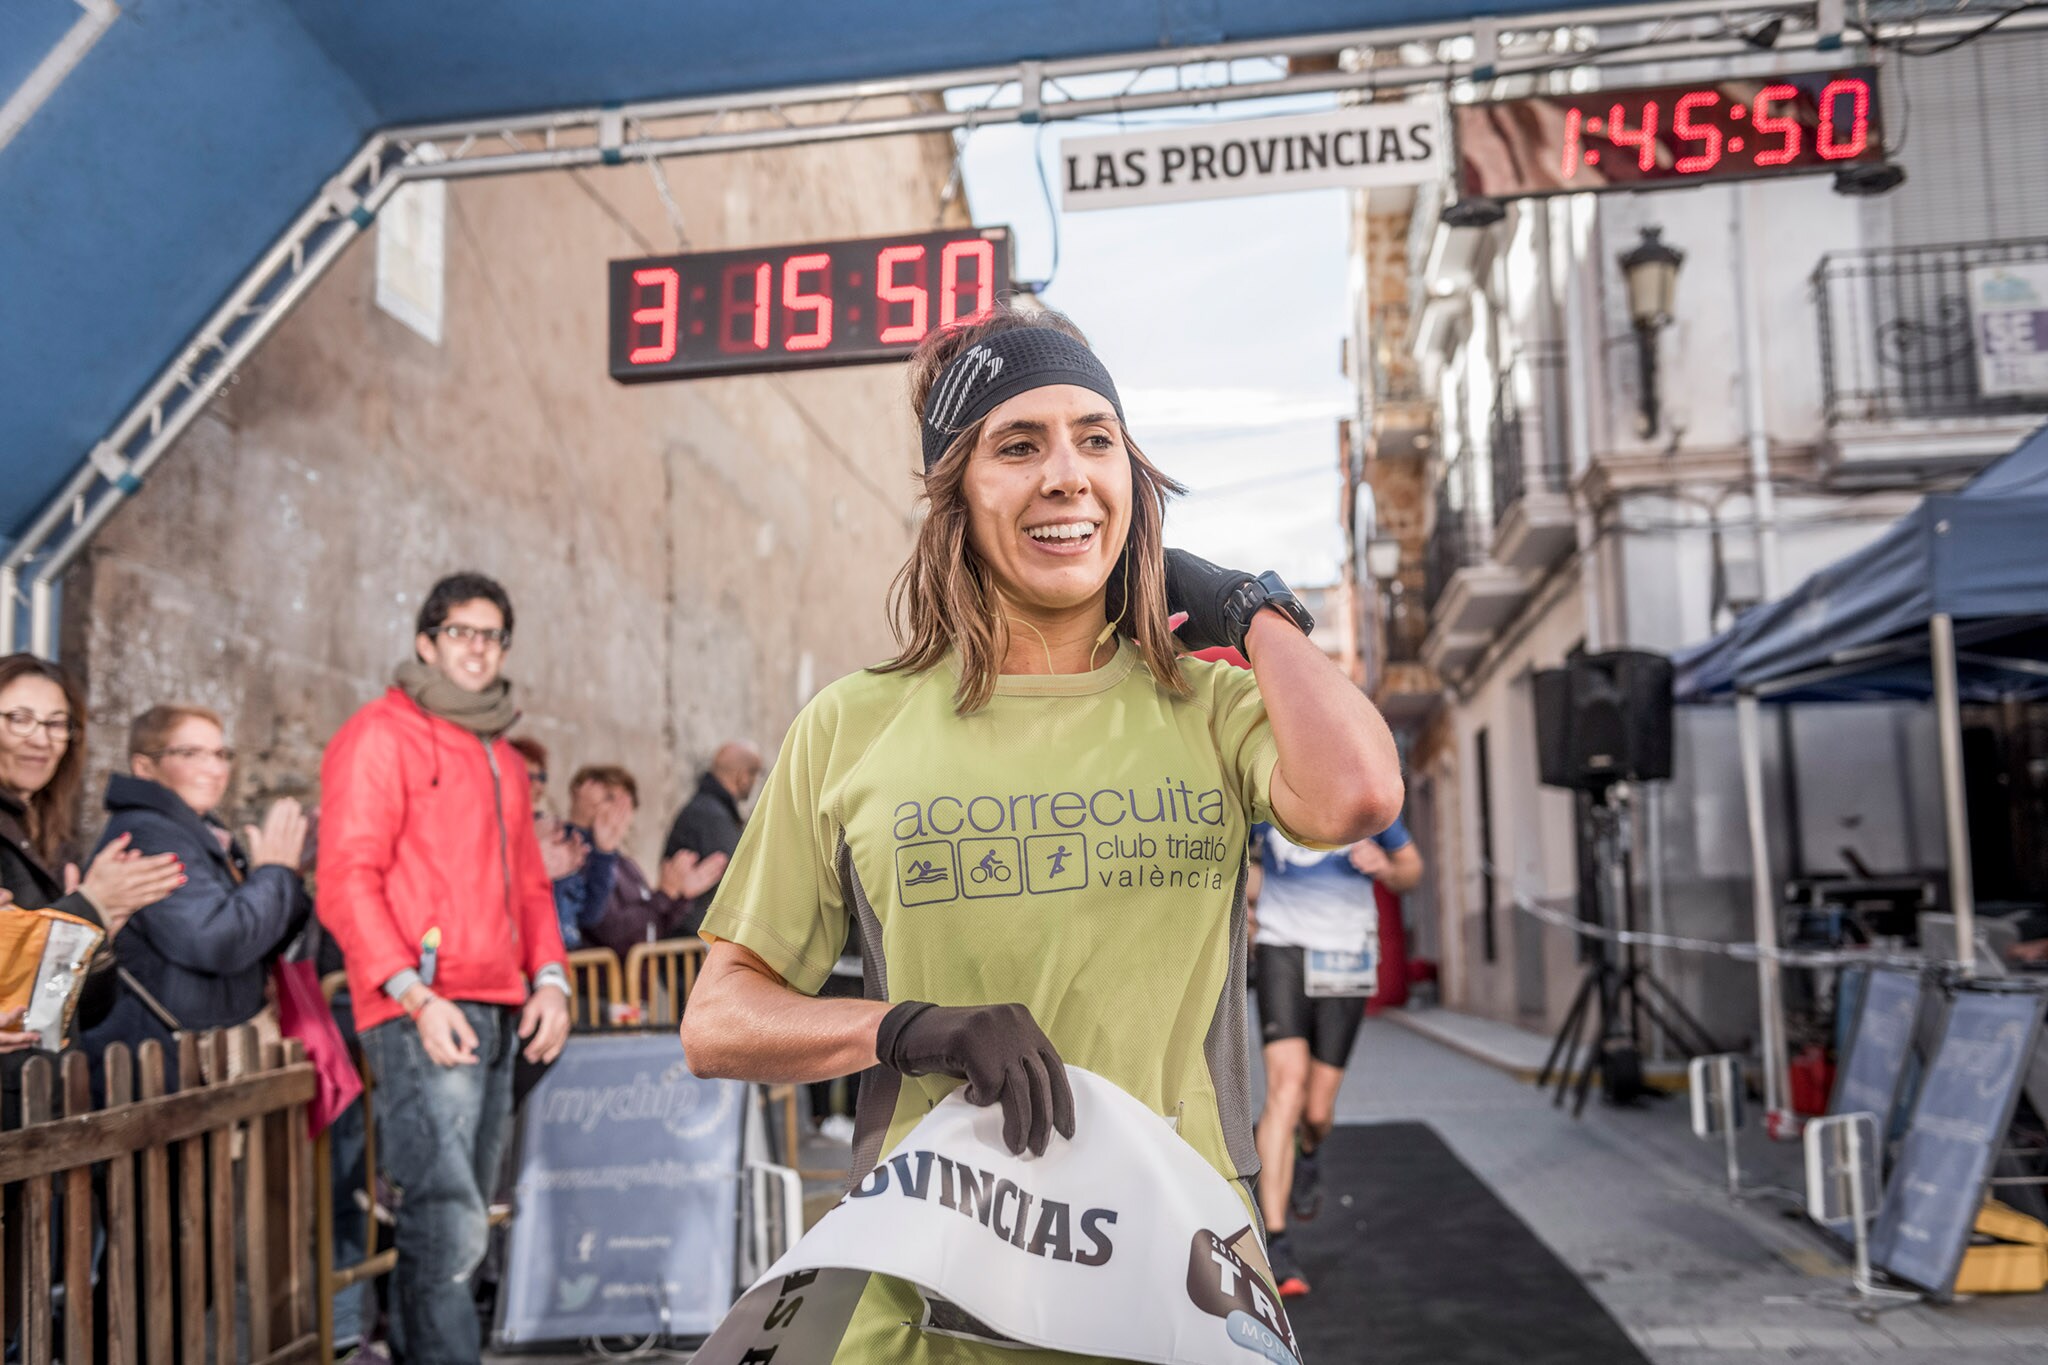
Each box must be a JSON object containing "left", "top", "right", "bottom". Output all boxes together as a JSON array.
[
  {"left": 1560, "top": 107, "right": 1585, "bottom": 181},
  {"left": 875, "top": 244, "right": 929, "bottom": 343},
  {"left": 939, "top": 239, "right": 996, "bottom": 327},
  {"left": 1752, "top": 84, "right": 1802, "bottom": 165},
  {"left": 1672, "top": 91, "right": 1723, "bottom": 174},
  {"left": 781, "top": 253, "right": 833, "bottom": 352},
  {"left": 719, "top": 262, "right": 772, "bottom": 354},
  {"left": 627, "top": 267, "right": 679, "bottom": 365},
  {"left": 1817, "top": 78, "right": 1871, "bottom": 160},
  {"left": 1607, "top": 100, "right": 1660, "bottom": 172}
]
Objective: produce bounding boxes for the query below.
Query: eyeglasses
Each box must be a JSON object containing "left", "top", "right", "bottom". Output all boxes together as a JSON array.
[
  {"left": 155, "top": 745, "right": 236, "bottom": 765},
  {"left": 430, "top": 624, "right": 511, "bottom": 648},
  {"left": 1, "top": 710, "right": 73, "bottom": 742}
]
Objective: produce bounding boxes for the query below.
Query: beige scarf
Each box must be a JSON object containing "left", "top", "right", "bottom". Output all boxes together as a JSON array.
[{"left": 394, "top": 659, "right": 519, "bottom": 737}]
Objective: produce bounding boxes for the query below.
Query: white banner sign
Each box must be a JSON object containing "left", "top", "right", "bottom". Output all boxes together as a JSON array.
[
  {"left": 1969, "top": 262, "right": 2048, "bottom": 396},
  {"left": 1061, "top": 103, "right": 1442, "bottom": 211},
  {"left": 691, "top": 1068, "right": 1300, "bottom": 1365}
]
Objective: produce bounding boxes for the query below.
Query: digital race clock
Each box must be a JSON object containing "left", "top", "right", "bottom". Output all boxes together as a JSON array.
[
  {"left": 1453, "top": 67, "right": 1883, "bottom": 200},
  {"left": 608, "top": 226, "right": 1011, "bottom": 382}
]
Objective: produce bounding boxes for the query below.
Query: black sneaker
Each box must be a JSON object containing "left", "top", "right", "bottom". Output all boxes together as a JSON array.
[
  {"left": 1266, "top": 1232, "right": 1310, "bottom": 1298},
  {"left": 1289, "top": 1143, "right": 1323, "bottom": 1223}
]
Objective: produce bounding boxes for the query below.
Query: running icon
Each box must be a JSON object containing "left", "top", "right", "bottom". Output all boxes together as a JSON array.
[{"left": 1025, "top": 834, "right": 1088, "bottom": 894}]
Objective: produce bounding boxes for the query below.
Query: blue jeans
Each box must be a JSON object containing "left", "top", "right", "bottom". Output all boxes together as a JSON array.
[{"left": 358, "top": 1003, "right": 517, "bottom": 1365}]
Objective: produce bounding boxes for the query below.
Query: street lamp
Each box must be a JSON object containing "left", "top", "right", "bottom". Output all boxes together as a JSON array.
[
  {"left": 1618, "top": 226, "right": 1684, "bottom": 437},
  {"left": 1365, "top": 537, "right": 1404, "bottom": 588}
]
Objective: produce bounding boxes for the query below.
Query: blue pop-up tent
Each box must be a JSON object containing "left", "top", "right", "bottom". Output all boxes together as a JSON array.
[
  {"left": 1672, "top": 420, "right": 2048, "bottom": 1120},
  {"left": 1676, "top": 422, "right": 2048, "bottom": 705}
]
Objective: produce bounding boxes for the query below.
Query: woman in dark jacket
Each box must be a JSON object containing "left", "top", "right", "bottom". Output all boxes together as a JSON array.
[
  {"left": 82, "top": 703, "right": 310, "bottom": 1059},
  {"left": 0, "top": 655, "right": 184, "bottom": 1120}
]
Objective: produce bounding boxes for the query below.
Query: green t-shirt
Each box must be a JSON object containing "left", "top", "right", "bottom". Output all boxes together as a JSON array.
[{"left": 701, "top": 642, "right": 1289, "bottom": 1363}]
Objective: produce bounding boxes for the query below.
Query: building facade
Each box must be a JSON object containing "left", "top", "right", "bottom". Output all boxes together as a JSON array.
[{"left": 1345, "top": 33, "right": 2048, "bottom": 1047}]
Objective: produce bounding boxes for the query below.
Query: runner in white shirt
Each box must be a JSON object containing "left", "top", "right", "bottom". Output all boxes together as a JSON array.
[{"left": 1247, "top": 815, "right": 1422, "bottom": 1297}]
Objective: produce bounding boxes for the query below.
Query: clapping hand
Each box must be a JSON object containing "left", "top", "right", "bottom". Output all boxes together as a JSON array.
[
  {"left": 245, "top": 796, "right": 309, "bottom": 869},
  {"left": 70, "top": 832, "right": 184, "bottom": 935},
  {"left": 538, "top": 819, "right": 589, "bottom": 881},
  {"left": 659, "top": 848, "right": 728, "bottom": 901},
  {"left": 590, "top": 795, "right": 634, "bottom": 855}
]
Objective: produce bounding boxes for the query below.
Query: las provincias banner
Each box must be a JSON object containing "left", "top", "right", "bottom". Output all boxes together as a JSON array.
[
  {"left": 1059, "top": 102, "right": 1442, "bottom": 212},
  {"left": 691, "top": 1068, "right": 1302, "bottom": 1365}
]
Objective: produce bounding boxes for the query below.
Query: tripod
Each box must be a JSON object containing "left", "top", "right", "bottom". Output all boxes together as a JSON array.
[{"left": 1537, "top": 783, "right": 1722, "bottom": 1117}]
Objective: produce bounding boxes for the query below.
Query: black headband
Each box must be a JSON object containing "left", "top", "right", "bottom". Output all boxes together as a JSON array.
[{"left": 919, "top": 328, "right": 1125, "bottom": 471}]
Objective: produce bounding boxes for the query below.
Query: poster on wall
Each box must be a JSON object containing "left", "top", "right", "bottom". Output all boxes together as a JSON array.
[{"left": 1968, "top": 262, "right": 2048, "bottom": 396}]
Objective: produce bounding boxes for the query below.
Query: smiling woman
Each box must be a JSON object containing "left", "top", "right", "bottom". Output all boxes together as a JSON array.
[
  {"left": 881, "top": 312, "right": 1187, "bottom": 712},
  {"left": 680, "top": 302, "right": 1402, "bottom": 1362}
]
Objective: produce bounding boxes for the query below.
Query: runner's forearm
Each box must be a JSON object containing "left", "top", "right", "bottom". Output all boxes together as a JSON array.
[
  {"left": 681, "top": 940, "right": 889, "bottom": 1083},
  {"left": 1246, "top": 610, "right": 1403, "bottom": 843}
]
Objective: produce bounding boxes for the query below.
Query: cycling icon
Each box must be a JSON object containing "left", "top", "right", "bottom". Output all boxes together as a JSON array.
[{"left": 959, "top": 837, "right": 1021, "bottom": 899}]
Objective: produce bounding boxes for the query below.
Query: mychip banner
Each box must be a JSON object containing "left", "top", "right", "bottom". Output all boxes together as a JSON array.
[
  {"left": 497, "top": 1033, "right": 749, "bottom": 1344},
  {"left": 691, "top": 1067, "right": 1299, "bottom": 1365}
]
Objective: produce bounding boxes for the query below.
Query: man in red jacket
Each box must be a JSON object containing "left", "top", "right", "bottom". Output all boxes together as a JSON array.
[{"left": 319, "top": 571, "right": 570, "bottom": 1365}]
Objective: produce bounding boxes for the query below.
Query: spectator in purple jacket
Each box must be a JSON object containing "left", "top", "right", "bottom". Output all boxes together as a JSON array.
[{"left": 569, "top": 765, "right": 725, "bottom": 962}]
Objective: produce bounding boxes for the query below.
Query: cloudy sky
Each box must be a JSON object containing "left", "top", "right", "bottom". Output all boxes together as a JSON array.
[{"left": 953, "top": 70, "right": 1354, "bottom": 586}]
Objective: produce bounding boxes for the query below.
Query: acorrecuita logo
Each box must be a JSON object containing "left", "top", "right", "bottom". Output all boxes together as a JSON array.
[{"left": 845, "top": 1148, "right": 1119, "bottom": 1266}]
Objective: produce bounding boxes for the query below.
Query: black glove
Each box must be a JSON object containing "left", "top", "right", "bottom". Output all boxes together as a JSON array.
[
  {"left": 1163, "top": 548, "right": 1263, "bottom": 654},
  {"left": 875, "top": 1001, "right": 1077, "bottom": 1156}
]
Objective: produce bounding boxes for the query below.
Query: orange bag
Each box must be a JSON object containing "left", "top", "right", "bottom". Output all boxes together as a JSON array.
[{"left": 0, "top": 905, "right": 105, "bottom": 1049}]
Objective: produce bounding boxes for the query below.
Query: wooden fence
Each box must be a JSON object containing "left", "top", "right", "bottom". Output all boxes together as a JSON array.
[{"left": 0, "top": 1029, "right": 319, "bottom": 1365}]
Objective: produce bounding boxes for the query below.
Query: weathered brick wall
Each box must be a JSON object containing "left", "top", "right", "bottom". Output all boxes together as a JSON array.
[{"left": 63, "top": 118, "right": 960, "bottom": 866}]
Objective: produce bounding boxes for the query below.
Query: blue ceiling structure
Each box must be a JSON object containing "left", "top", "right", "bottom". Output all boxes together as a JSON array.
[
  {"left": 1, "top": 0, "right": 1626, "bottom": 546},
  {"left": 1675, "top": 422, "right": 2048, "bottom": 704}
]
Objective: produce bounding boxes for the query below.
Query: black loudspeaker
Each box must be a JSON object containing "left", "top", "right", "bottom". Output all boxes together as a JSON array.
[
  {"left": 1533, "top": 668, "right": 1577, "bottom": 789},
  {"left": 1532, "top": 650, "right": 1675, "bottom": 790}
]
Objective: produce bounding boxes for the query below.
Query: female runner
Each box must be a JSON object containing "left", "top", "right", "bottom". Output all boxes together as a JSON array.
[{"left": 682, "top": 305, "right": 1402, "bottom": 1361}]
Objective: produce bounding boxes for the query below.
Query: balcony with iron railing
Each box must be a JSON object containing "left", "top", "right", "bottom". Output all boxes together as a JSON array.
[
  {"left": 1423, "top": 478, "right": 1490, "bottom": 618},
  {"left": 1486, "top": 350, "right": 1575, "bottom": 570},
  {"left": 1814, "top": 238, "right": 2048, "bottom": 474},
  {"left": 1421, "top": 460, "right": 1531, "bottom": 679}
]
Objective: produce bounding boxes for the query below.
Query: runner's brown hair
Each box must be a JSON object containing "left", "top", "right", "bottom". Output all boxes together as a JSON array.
[{"left": 876, "top": 305, "right": 1189, "bottom": 713}]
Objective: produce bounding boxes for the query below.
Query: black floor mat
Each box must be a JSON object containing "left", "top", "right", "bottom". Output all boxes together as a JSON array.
[{"left": 1279, "top": 1122, "right": 1649, "bottom": 1365}]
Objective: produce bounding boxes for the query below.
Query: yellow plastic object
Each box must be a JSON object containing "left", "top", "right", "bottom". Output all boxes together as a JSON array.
[
  {"left": 1977, "top": 1199, "right": 2048, "bottom": 1248},
  {"left": 1955, "top": 1242, "right": 2048, "bottom": 1295},
  {"left": 1951, "top": 1200, "right": 2048, "bottom": 1294}
]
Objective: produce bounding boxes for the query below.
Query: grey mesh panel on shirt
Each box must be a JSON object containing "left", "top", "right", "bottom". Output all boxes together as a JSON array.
[
  {"left": 1202, "top": 855, "right": 1260, "bottom": 1179},
  {"left": 838, "top": 834, "right": 899, "bottom": 1187}
]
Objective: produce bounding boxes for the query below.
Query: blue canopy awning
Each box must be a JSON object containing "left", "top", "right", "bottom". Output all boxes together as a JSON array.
[
  {"left": 1675, "top": 423, "right": 2048, "bottom": 703},
  {"left": 1, "top": 0, "right": 1668, "bottom": 544}
]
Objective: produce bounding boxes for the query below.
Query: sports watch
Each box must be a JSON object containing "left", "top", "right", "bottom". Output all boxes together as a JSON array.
[{"left": 1250, "top": 570, "right": 1315, "bottom": 637}]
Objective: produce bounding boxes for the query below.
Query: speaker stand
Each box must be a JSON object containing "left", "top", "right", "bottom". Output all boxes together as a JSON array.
[{"left": 1537, "top": 784, "right": 1723, "bottom": 1116}]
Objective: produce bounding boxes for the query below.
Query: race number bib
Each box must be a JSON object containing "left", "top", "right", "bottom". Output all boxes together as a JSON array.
[{"left": 1304, "top": 947, "right": 1377, "bottom": 999}]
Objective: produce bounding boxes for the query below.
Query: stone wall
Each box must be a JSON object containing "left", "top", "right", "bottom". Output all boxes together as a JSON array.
[{"left": 61, "top": 117, "right": 961, "bottom": 868}]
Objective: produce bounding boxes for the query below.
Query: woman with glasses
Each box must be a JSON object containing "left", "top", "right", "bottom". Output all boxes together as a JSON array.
[
  {"left": 1, "top": 655, "right": 185, "bottom": 1124},
  {"left": 80, "top": 702, "right": 311, "bottom": 1068}
]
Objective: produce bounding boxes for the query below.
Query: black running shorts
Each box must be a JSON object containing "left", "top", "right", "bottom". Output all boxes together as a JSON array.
[{"left": 1254, "top": 944, "right": 1366, "bottom": 1068}]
